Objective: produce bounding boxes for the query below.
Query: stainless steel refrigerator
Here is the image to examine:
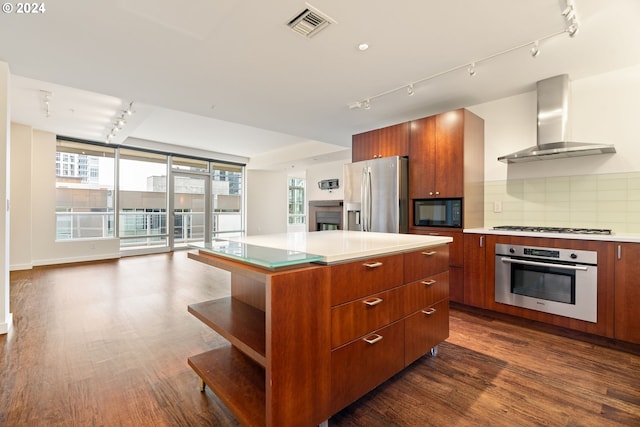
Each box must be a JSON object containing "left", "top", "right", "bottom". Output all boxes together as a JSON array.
[{"left": 343, "top": 156, "right": 408, "bottom": 233}]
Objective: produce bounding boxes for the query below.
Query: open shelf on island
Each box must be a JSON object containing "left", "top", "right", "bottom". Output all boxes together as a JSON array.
[
  {"left": 188, "top": 345, "right": 266, "bottom": 427},
  {"left": 188, "top": 297, "right": 266, "bottom": 367}
]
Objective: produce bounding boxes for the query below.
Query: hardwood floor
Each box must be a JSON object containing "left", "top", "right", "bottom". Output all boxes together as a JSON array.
[{"left": 1, "top": 252, "right": 639, "bottom": 426}]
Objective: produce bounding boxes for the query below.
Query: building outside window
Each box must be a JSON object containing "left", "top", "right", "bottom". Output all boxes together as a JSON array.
[
  {"left": 288, "top": 177, "right": 305, "bottom": 225},
  {"left": 55, "top": 140, "right": 115, "bottom": 240},
  {"left": 55, "top": 139, "right": 246, "bottom": 250}
]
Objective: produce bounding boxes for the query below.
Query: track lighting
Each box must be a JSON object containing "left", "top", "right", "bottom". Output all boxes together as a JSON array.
[
  {"left": 467, "top": 63, "right": 476, "bottom": 77},
  {"left": 530, "top": 41, "right": 540, "bottom": 58},
  {"left": 562, "top": 0, "right": 579, "bottom": 37},
  {"left": 106, "top": 101, "right": 135, "bottom": 143},
  {"left": 348, "top": 1, "right": 579, "bottom": 110},
  {"left": 407, "top": 84, "right": 414, "bottom": 96},
  {"left": 41, "top": 90, "right": 53, "bottom": 117}
]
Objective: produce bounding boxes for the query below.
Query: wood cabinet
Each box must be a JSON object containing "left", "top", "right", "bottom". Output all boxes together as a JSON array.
[
  {"left": 188, "top": 242, "right": 450, "bottom": 427},
  {"left": 352, "top": 122, "right": 409, "bottom": 162},
  {"left": 462, "top": 233, "right": 487, "bottom": 308},
  {"left": 409, "top": 109, "right": 484, "bottom": 208},
  {"left": 409, "top": 227, "right": 463, "bottom": 302},
  {"left": 614, "top": 243, "right": 640, "bottom": 344},
  {"left": 330, "top": 245, "right": 450, "bottom": 414}
]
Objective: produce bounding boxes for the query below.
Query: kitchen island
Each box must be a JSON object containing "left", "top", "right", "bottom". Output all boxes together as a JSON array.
[{"left": 187, "top": 230, "right": 452, "bottom": 427}]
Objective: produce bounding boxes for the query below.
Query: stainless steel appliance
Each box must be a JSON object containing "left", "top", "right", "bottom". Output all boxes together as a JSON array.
[
  {"left": 414, "top": 198, "right": 462, "bottom": 228},
  {"left": 495, "top": 243, "right": 598, "bottom": 323},
  {"left": 493, "top": 225, "right": 612, "bottom": 235},
  {"left": 343, "top": 156, "right": 408, "bottom": 233}
]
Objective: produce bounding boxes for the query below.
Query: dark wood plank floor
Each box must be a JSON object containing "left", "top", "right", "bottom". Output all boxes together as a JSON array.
[{"left": 1, "top": 252, "right": 639, "bottom": 426}]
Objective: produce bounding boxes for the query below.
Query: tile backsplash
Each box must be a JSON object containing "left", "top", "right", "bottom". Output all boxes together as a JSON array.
[{"left": 484, "top": 171, "right": 640, "bottom": 233}]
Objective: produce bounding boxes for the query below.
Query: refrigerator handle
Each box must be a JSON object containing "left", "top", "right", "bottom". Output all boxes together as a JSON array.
[
  {"left": 365, "top": 167, "right": 372, "bottom": 231},
  {"left": 361, "top": 166, "right": 372, "bottom": 232}
]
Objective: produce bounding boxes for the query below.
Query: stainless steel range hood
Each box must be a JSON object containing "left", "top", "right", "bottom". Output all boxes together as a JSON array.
[{"left": 498, "top": 74, "right": 616, "bottom": 163}]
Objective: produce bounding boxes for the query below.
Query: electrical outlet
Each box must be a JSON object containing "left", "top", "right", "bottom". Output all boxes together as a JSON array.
[{"left": 493, "top": 200, "right": 503, "bottom": 213}]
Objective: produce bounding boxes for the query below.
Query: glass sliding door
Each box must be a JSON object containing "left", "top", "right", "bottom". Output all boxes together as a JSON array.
[
  {"left": 211, "top": 162, "right": 244, "bottom": 239},
  {"left": 172, "top": 172, "right": 208, "bottom": 248},
  {"left": 118, "top": 149, "right": 168, "bottom": 251}
]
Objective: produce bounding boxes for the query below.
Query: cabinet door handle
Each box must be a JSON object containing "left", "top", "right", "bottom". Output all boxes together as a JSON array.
[
  {"left": 618, "top": 244, "right": 622, "bottom": 260},
  {"left": 480, "top": 236, "right": 484, "bottom": 248},
  {"left": 422, "top": 308, "right": 437, "bottom": 316},
  {"left": 363, "top": 297, "right": 383, "bottom": 306},
  {"left": 421, "top": 280, "right": 436, "bottom": 286},
  {"left": 363, "top": 261, "right": 383, "bottom": 268},
  {"left": 363, "top": 334, "right": 383, "bottom": 345},
  {"left": 421, "top": 251, "right": 437, "bottom": 256},
  {"left": 435, "top": 191, "right": 440, "bottom": 195}
]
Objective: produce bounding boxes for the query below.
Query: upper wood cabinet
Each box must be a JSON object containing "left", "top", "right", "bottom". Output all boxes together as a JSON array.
[
  {"left": 614, "top": 243, "right": 640, "bottom": 344},
  {"left": 409, "top": 109, "right": 484, "bottom": 200},
  {"left": 352, "top": 122, "right": 409, "bottom": 162}
]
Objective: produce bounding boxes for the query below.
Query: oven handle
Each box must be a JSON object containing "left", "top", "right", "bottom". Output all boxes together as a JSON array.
[{"left": 500, "top": 257, "right": 589, "bottom": 271}]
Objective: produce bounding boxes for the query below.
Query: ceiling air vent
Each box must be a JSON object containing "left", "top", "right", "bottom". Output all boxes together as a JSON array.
[{"left": 287, "top": 5, "right": 334, "bottom": 38}]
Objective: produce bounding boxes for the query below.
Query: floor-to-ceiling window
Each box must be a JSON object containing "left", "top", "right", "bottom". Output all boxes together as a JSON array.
[
  {"left": 118, "top": 149, "right": 169, "bottom": 251},
  {"left": 287, "top": 177, "right": 306, "bottom": 226},
  {"left": 55, "top": 140, "right": 115, "bottom": 240},
  {"left": 171, "top": 156, "right": 210, "bottom": 249},
  {"left": 55, "top": 139, "right": 246, "bottom": 254},
  {"left": 211, "top": 162, "right": 244, "bottom": 239}
]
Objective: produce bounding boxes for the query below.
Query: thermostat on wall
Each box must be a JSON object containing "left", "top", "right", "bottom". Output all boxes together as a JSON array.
[{"left": 318, "top": 179, "right": 339, "bottom": 190}]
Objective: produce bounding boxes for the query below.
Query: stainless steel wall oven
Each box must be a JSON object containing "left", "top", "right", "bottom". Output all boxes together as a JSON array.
[{"left": 495, "top": 243, "right": 597, "bottom": 323}]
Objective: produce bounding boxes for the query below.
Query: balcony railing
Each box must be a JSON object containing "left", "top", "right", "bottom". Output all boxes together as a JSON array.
[{"left": 56, "top": 211, "right": 243, "bottom": 246}]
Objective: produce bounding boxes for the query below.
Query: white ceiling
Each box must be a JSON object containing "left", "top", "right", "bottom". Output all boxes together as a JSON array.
[{"left": 2, "top": 0, "right": 640, "bottom": 170}]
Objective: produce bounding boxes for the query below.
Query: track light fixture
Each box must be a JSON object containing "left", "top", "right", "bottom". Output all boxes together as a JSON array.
[
  {"left": 106, "top": 101, "right": 135, "bottom": 143},
  {"left": 348, "top": 1, "right": 580, "bottom": 110},
  {"left": 467, "top": 63, "right": 476, "bottom": 77},
  {"left": 40, "top": 90, "right": 53, "bottom": 117},
  {"left": 562, "top": 0, "right": 579, "bottom": 37},
  {"left": 530, "top": 41, "right": 540, "bottom": 58}
]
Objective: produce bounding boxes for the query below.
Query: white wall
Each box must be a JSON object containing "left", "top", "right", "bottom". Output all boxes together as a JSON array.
[
  {"left": 9, "top": 123, "right": 31, "bottom": 269},
  {"left": 1, "top": 61, "right": 11, "bottom": 334},
  {"left": 246, "top": 169, "right": 287, "bottom": 235},
  {"left": 469, "top": 64, "right": 640, "bottom": 181},
  {"left": 305, "top": 159, "right": 347, "bottom": 202}
]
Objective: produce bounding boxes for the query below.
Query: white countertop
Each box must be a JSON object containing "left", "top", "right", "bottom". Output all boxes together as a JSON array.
[
  {"left": 227, "top": 230, "right": 452, "bottom": 264},
  {"left": 464, "top": 228, "right": 640, "bottom": 243}
]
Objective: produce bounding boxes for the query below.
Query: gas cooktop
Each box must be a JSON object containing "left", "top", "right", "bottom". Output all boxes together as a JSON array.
[{"left": 492, "top": 225, "right": 612, "bottom": 235}]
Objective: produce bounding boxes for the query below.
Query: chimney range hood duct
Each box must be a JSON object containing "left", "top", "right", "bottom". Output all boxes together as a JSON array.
[{"left": 498, "top": 74, "right": 615, "bottom": 163}]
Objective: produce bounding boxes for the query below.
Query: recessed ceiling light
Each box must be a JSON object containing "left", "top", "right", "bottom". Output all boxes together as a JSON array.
[{"left": 357, "top": 42, "right": 369, "bottom": 51}]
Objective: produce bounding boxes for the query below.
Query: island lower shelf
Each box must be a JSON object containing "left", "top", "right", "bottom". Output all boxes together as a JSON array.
[
  {"left": 188, "top": 345, "right": 265, "bottom": 427},
  {"left": 188, "top": 297, "right": 266, "bottom": 367}
]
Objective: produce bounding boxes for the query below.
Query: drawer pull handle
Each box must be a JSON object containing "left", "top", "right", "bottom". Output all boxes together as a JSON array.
[
  {"left": 421, "top": 280, "right": 436, "bottom": 286},
  {"left": 363, "top": 297, "right": 383, "bottom": 306},
  {"left": 363, "top": 261, "right": 383, "bottom": 268},
  {"left": 363, "top": 334, "right": 383, "bottom": 345},
  {"left": 421, "top": 251, "right": 437, "bottom": 256},
  {"left": 422, "top": 308, "right": 437, "bottom": 316}
]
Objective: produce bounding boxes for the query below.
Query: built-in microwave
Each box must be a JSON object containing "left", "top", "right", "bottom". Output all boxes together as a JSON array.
[{"left": 413, "top": 198, "right": 462, "bottom": 228}]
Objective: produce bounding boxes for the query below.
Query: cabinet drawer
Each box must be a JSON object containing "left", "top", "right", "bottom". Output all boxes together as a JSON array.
[
  {"left": 404, "top": 271, "right": 449, "bottom": 315},
  {"left": 404, "top": 245, "right": 449, "bottom": 283},
  {"left": 405, "top": 299, "right": 449, "bottom": 366},
  {"left": 331, "top": 320, "right": 405, "bottom": 414},
  {"left": 331, "top": 286, "right": 405, "bottom": 348},
  {"left": 330, "top": 254, "right": 404, "bottom": 305}
]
